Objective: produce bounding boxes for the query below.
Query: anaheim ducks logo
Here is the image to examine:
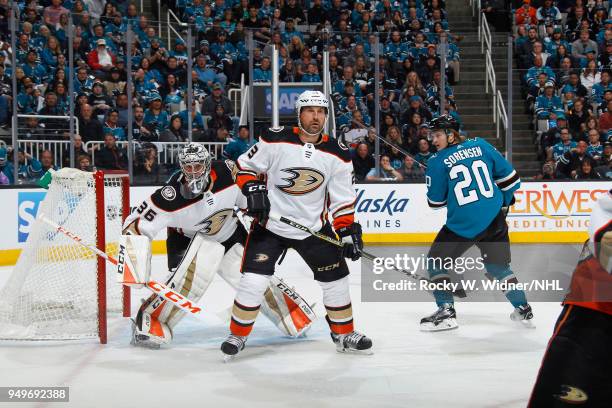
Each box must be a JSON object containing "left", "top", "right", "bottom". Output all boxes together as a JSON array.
[
  {"left": 553, "top": 385, "right": 588, "bottom": 404},
  {"left": 195, "top": 208, "right": 234, "bottom": 235},
  {"left": 276, "top": 167, "right": 325, "bottom": 196}
]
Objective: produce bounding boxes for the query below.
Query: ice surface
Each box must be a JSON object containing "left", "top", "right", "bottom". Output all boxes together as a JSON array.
[{"left": 0, "top": 248, "right": 564, "bottom": 408}]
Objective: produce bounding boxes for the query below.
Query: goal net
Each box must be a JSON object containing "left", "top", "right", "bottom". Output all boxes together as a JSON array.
[{"left": 0, "top": 169, "right": 130, "bottom": 343}]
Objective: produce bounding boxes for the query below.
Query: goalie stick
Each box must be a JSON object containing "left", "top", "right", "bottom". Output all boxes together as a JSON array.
[
  {"left": 236, "top": 209, "right": 466, "bottom": 299},
  {"left": 38, "top": 214, "right": 204, "bottom": 316}
]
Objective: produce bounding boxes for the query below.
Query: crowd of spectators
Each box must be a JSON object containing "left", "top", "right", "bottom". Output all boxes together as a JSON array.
[
  {"left": 0, "top": 0, "right": 462, "bottom": 184},
  {"left": 513, "top": 0, "right": 611, "bottom": 180}
]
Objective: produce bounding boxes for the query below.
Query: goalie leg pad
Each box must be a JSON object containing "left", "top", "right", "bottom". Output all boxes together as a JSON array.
[
  {"left": 216, "top": 244, "right": 317, "bottom": 337},
  {"left": 216, "top": 243, "right": 244, "bottom": 289},
  {"left": 165, "top": 234, "right": 225, "bottom": 329},
  {"left": 132, "top": 234, "right": 224, "bottom": 347},
  {"left": 261, "top": 276, "right": 317, "bottom": 337}
]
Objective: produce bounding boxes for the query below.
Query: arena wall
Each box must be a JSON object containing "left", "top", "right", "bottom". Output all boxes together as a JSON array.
[{"left": 0, "top": 181, "right": 609, "bottom": 266}]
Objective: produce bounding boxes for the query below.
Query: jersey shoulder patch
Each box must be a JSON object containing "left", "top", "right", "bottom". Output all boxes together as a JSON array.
[
  {"left": 316, "top": 136, "right": 352, "bottom": 163},
  {"left": 210, "top": 160, "right": 237, "bottom": 193},
  {"left": 260, "top": 126, "right": 301, "bottom": 144},
  {"left": 151, "top": 172, "right": 203, "bottom": 211}
]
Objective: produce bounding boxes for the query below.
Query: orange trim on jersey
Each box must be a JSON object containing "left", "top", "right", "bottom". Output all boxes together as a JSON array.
[
  {"left": 332, "top": 200, "right": 356, "bottom": 217},
  {"left": 230, "top": 317, "right": 254, "bottom": 337},
  {"left": 527, "top": 305, "right": 573, "bottom": 408},
  {"left": 210, "top": 168, "right": 218, "bottom": 184},
  {"left": 148, "top": 300, "right": 167, "bottom": 337},
  {"left": 333, "top": 214, "right": 355, "bottom": 231},
  {"left": 236, "top": 172, "right": 258, "bottom": 189}
]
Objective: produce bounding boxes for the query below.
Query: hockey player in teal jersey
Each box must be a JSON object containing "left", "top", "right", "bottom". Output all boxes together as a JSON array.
[{"left": 421, "top": 115, "right": 534, "bottom": 331}]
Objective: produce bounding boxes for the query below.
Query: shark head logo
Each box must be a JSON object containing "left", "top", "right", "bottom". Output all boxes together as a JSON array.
[
  {"left": 276, "top": 167, "right": 325, "bottom": 196},
  {"left": 195, "top": 208, "right": 234, "bottom": 235}
]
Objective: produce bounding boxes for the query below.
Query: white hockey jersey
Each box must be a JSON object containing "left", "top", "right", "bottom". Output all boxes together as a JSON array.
[
  {"left": 236, "top": 126, "right": 356, "bottom": 239},
  {"left": 123, "top": 160, "right": 246, "bottom": 243}
]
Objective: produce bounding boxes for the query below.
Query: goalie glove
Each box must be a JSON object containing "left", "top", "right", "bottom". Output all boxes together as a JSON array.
[
  {"left": 242, "top": 180, "right": 270, "bottom": 224},
  {"left": 337, "top": 223, "right": 363, "bottom": 261}
]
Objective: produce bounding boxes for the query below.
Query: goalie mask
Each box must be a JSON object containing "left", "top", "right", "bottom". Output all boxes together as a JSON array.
[
  {"left": 295, "top": 90, "right": 329, "bottom": 137},
  {"left": 178, "top": 143, "right": 212, "bottom": 195}
]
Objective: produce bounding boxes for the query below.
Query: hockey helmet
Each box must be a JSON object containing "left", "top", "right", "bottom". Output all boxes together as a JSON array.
[
  {"left": 295, "top": 90, "right": 329, "bottom": 137},
  {"left": 428, "top": 114, "right": 460, "bottom": 145}
]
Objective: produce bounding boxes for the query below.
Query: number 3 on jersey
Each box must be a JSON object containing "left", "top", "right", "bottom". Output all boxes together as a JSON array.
[{"left": 449, "top": 160, "right": 494, "bottom": 206}]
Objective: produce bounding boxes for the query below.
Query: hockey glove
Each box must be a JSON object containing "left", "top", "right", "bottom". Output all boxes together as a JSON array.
[
  {"left": 242, "top": 180, "right": 270, "bottom": 224},
  {"left": 502, "top": 195, "right": 516, "bottom": 218},
  {"left": 337, "top": 223, "right": 363, "bottom": 261}
]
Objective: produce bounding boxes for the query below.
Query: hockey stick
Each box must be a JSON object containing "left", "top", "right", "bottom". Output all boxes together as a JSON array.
[
  {"left": 264, "top": 211, "right": 467, "bottom": 298},
  {"left": 38, "top": 214, "right": 203, "bottom": 316},
  {"left": 350, "top": 118, "right": 428, "bottom": 169}
]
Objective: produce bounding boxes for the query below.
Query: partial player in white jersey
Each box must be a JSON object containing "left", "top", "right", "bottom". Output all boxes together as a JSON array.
[
  {"left": 221, "top": 90, "right": 372, "bottom": 359},
  {"left": 121, "top": 143, "right": 316, "bottom": 348}
]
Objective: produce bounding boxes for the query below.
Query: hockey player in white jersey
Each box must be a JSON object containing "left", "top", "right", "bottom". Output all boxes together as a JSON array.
[
  {"left": 220, "top": 90, "right": 372, "bottom": 359},
  {"left": 120, "top": 143, "right": 316, "bottom": 348}
]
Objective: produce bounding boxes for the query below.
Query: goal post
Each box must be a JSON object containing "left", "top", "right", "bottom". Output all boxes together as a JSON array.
[
  {"left": 0, "top": 169, "right": 131, "bottom": 343},
  {"left": 95, "top": 170, "right": 131, "bottom": 344}
]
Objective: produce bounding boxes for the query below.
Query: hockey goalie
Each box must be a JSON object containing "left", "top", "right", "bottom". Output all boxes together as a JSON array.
[{"left": 119, "top": 143, "right": 316, "bottom": 348}]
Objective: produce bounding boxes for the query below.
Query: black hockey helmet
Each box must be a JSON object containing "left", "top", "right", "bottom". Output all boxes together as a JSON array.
[
  {"left": 428, "top": 114, "right": 460, "bottom": 146},
  {"left": 428, "top": 114, "right": 459, "bottom": 132}
]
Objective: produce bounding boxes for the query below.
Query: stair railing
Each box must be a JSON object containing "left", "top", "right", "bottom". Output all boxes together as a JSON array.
[
  {"left": 473, "top": 0, "right": 508, "bottom": 140},
  {"left": 167, "top": 8, "right": 187, "bottom": 49}
]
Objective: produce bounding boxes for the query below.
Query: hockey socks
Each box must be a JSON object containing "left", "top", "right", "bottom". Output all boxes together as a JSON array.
[
  {"left": 229, "top": 272, "right": 270, "bottom": 337},
  {"left": 319, "top": 276, "right": 355, "bottom": 335},
  {"left": 428, "top": 268, "right": 454, "bottom": 307},
  {"left": 485, "top": 264, "right": 528, "bottom": 308}
]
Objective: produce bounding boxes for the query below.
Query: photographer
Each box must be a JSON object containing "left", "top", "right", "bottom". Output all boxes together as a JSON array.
[{"left": 134, "top": 142, "right": 164, "bottom": 184}]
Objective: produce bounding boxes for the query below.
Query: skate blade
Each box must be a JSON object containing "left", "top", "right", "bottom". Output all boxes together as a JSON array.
[
  {"left": 513, "top": 318, "right": 536, "bottom": 329},
  {"left": 335, "top": 346, "right": 374, "bottom": 355},
  {"left": 130, "top": 319, "right": 162, "bottom": 349},
  {"left": 420, "top": 318, "right": 459, "bottom": 332},
  {"left": 223, "top": 353, "right": 237, "bottom": 363}
]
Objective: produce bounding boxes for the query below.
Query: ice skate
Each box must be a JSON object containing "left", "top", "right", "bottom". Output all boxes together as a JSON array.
[
  {"left": 130, "top": 318, "right": 162, "bottom": 349},
  {"left": 331, "top": 330, "right": 373, "bottom": 355},
  {"left": 221, "top": 334, "right": 247, "bottom": 362},
  {"left": 420, "top": 304, "right": 458, "bottom": 332},
  {"left": 510, "top": 304, "right": 535, "bottom": 328}
]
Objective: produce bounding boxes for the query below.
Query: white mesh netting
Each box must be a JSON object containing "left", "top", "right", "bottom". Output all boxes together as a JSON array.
[{"left": 0, "top": 169, "right": 127, "bottom": 340}]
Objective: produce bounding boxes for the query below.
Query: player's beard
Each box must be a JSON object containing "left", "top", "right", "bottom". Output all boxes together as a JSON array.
[{"left": 305, "top": 121, "right": 323, "bottom": 135}]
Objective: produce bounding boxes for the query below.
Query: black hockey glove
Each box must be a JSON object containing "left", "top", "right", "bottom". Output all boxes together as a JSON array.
[
  {"left": 337, "top": 223, "right": 363, "bottom": 261},
  {"left": 242, "top": 180, "right": 270, "bottom": 224},
  {"left": 502, "top": 195, "right": 516, "bottom": 218}
]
